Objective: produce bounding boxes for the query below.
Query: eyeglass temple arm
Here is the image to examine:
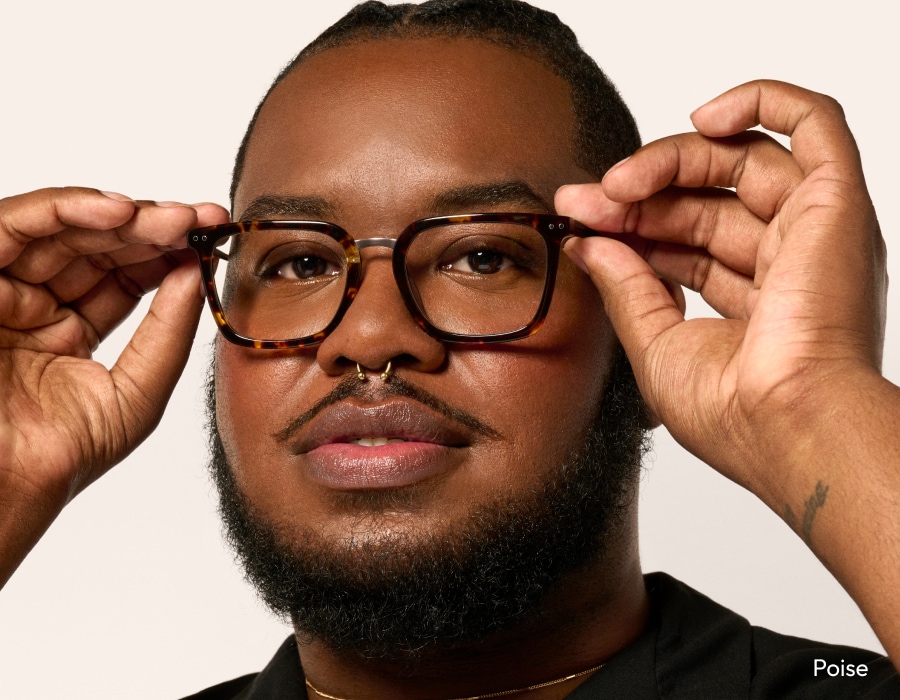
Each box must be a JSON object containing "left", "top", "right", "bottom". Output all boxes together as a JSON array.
[{"left": 560, "top": 219, "right": 609, "bottom": 246}]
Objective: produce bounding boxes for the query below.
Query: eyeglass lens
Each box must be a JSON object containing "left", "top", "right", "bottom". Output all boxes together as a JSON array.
[{"left": 211, "top": 221, "right": 550, "bottom": 341}]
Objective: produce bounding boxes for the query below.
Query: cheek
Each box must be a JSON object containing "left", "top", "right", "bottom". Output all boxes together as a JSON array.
[
  {"left": 213, "top": 340, "right": 315, "bottom": 508},
  {"left": 210, "top": 259, "right": 617, "bottom": 519},
  {"left": 454, "top": 260, "right": 616, "bottom": 487},
  {"left": 514, "top": 256, "right": 615, "bottom": 408}
]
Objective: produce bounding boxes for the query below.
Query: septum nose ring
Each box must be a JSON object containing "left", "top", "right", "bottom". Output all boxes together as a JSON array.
[{"left": 356, "top": 361, "right": 392, "bottom": 381}]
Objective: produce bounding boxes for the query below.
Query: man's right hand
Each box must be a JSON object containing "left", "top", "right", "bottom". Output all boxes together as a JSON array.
[{"left": 0, "top": 187, "right": 228, "bottom": 587}]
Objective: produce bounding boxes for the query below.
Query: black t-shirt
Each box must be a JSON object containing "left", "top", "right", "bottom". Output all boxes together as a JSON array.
[{"left": 183, "top": 572, "right": 900, "bottom": 699}]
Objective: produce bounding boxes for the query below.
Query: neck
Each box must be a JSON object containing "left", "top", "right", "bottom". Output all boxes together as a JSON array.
[{"left": 296, "top": 522, "right": 647, "bottom": 700}]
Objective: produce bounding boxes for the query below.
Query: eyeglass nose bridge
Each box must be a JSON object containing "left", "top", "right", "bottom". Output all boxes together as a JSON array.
[
  {"left": 356, "top": 237, "right": 397, "bottom": 251},
  {"left": 342, "top": 235, "right": 424, "bottom": 342}
]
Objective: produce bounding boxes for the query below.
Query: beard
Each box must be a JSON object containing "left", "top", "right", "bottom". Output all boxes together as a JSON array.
[{"left": 206, "top": 346, "right": 649, "bottom": 661}]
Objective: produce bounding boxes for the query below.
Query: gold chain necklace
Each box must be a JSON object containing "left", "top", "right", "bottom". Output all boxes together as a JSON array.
[{"left": 304, "top": 661, "right": 605, "bottom": 700}]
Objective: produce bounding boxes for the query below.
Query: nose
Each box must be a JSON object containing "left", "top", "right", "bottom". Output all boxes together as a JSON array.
[{"left": 314, "top": 240, "right": 446, "bottom": 378}]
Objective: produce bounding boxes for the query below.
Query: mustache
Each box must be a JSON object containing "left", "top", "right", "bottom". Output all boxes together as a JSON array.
[{"left": 273, "top": 372, "right": 501, "bottom": 444}]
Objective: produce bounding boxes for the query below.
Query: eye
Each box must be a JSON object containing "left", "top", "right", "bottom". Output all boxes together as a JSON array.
[
  {"left": 275, "top": 255, "right": 339, "bottom": 280},
  {"left": 441, "top": 248, "right": 511, "bottom": 275}
]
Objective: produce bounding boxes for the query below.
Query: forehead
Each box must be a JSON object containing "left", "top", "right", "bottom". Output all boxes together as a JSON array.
[{"left": 235, "top": 37, "right": 593, "bottom": 222}]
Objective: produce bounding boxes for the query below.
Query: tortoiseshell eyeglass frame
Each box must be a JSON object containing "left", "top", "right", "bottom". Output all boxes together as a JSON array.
[{"left": 187, "top": 213, "right": 597, "bottom": 349}]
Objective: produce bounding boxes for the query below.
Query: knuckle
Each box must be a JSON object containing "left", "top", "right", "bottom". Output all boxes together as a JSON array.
[
  {"left": 694, "top": 195, "right": 722, "bottom": 248},
  {"left": 808, "top": 92, "right": 847, "bottom": 124},
  {"left": 691, "top": 254, "right": 714, "bottom": 292},
  {"left": 111, "top": 267, "right": 149, "bottom": 300}
]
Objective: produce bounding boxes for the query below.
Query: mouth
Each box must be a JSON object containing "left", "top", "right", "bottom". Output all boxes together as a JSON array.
[
  {"left": 290, "top": 399, "right": 474, "bottom": 490},
  {"left": 344, "top": 437, "right": 411, "bottom": 447}
]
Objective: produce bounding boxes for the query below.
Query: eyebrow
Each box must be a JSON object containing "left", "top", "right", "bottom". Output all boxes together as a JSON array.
[
  {"left": 237, "top": 180, "right": 552, "bottom": 223},
  {"left": 427, "top": 180, "right": 552, "bottom": 214},
  {"left": 238, "top": 194, "right": 336, "bottom": 221}
]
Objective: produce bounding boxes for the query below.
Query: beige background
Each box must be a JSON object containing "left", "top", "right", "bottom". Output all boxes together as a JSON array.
[{"left": 1, "top": 1, "right": 897, "bottom": 697}]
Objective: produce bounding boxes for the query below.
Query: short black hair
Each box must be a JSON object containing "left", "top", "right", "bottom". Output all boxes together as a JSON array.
[{"left": 229, "top": 0, "right": 641, "bottom": 207}]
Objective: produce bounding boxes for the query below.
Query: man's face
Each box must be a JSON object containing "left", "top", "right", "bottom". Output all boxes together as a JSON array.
[{"left": 213, "top": 37, "right": 639, "bottom": 655}]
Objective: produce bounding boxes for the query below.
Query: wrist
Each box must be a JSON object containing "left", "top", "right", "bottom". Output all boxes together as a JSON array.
[
  {"left": 0, "top": 442, "right": 72, "bottom": 588},
  {"left": 741, "top": 365, "right": 897, "bottom": 518}
]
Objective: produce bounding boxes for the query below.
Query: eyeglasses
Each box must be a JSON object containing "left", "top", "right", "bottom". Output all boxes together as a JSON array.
[{"left": 187, "top": 213, "right": 596, "bottom": 349}]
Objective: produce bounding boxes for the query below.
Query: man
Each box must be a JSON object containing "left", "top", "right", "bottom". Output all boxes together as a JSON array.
[{"left": 1, "top": 1, "right": 898, "bottom": 698}]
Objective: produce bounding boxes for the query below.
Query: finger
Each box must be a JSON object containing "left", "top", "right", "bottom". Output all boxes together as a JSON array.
[
  {"left": 191, "top": 202, "right": 230, "bottom": 228},
  {"left": 0, "top": 276, "right": 68, "bottom": 332},
  {"left": 4, "top": 200, "right": 220, "bottom": 284},
  {"left": 600, "top": 131, "right": 803, "bottom": 221},
  {"left": 109, "top": 261, "right": 205, "bottom": 442},
  {"left": 0, "top": 251, "right": 196, "bottom": 355},
  {"left": 12, "top": 310, "right": 100, "bottom": 359},
  {"left": 44, "top": 245, "right": 193, "bottom": 303},
  {"left": 0, "top": 275, "right": 99, "bottom": 356},
  {"left": 689, "top": 80, "right": 863, "bottom": 178},
  {"left": 644, "top": 241, "right": 755, "bottom": 319},
  {"left": 661, "top": 278, "right": 686, "bottom": 316},
  {"left": 692, "top": 81, "right": 882, "bottom": 321},
  {"left": 557, "top": 183, "right": 764, "bottom": 277},
  {"left": 0, "top": 188, "right": 136, "bottom": 268},
  {"left": 70, "top": 252, "right": 193, "bottom": 342},
  {"left": 563, "top": 235, "right": 684, "bottom": 388}
]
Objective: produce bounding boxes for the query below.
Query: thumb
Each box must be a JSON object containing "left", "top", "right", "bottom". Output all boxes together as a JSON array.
[
  {"left": 564, "top": 236, "right": 684, "bottom": 392},
  {"left": 109, "top": 262, "right": 204, "bottom": 447}
]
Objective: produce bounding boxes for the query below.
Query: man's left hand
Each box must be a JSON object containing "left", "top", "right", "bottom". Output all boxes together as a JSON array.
[{"left": 556, "top": 79, "right": 900, "bottom": 666}]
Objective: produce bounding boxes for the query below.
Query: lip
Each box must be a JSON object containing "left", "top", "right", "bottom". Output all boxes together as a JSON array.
[{"left": 291, "top": 399, "right": 473, "bottom": 490}]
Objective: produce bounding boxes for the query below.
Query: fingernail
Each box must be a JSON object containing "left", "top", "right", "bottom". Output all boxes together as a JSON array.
[
  {"left": 157, "top": 201, "right": 189, "bottom": 208},
  {"left": 101, "top": 190, "right": 134, "bottom": 202}
]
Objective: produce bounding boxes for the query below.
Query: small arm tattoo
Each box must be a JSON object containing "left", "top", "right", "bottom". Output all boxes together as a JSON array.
[{"left": 785, "top": 481, "right": 830, "bottom": 545}]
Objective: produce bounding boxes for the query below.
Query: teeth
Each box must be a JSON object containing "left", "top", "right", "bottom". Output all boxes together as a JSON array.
[{"left": 349, "top": 437, "right": 407, "bottom": 447}]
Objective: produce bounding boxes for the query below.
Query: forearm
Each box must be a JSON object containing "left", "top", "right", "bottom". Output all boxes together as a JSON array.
[{"left": 754, "top": 370, "right": 900, "bottom": 666}]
